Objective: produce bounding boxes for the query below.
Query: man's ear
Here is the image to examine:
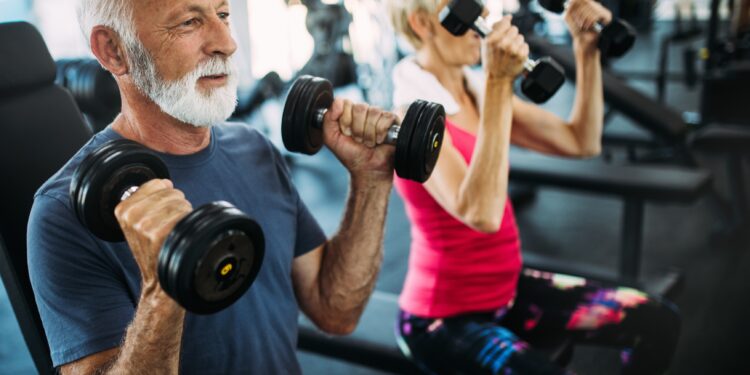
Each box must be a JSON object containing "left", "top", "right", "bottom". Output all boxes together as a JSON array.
[
  {"left": 407, "top": 10, "right": 436, "bottom": 44},
  {"left": 89, "top": 26, "right": 129, "bottom": 76}
]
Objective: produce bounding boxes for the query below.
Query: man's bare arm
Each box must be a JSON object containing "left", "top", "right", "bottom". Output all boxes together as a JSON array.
[
  {"left": 292, "top": 178, "right": 391, "bottom": 334},
  {"left": 60, "top": 292, "right": 184, "bottom": 375},
  {"left": 61, "top": 180, "right": 192, "bottom": 374}
]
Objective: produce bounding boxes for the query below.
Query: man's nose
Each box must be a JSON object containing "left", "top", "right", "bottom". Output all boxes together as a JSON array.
[{"left": 204, "top": 17, "right": 237, "bottom": 57}]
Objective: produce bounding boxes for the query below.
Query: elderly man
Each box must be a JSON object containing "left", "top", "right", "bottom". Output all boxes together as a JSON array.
[{"left": 27, "top": 0, "right": 398, "bottom": 373}]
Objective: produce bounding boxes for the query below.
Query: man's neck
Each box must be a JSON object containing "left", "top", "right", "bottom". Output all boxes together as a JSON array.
[{"left": 112, "top": 85, "right": 212, "bottom": 155}]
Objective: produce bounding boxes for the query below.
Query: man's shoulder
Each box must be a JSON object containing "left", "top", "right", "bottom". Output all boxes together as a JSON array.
[
  {"left": 214, "top": 121, "right": 270, "bottom": 145},
  {"left": 213, "top": 121, "right": 283, "bottom": 159},
  {"left": 35, "top": 130, "right": 115, "bottom": 204}
]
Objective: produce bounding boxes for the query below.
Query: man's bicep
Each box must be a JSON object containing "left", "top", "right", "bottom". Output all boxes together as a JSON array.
[{"left": 59, "top": 347, "right": 119, "bottom": 375}]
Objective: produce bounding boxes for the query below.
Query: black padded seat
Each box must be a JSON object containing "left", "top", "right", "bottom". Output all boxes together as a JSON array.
[
  {"left": 688, "top": 125, "right": 750, "bottom": 238},
  {"left": 0, "top": 22, "right": 93, "bottom": 374},
  {"left": 602, "top": 128, "right": 660, "bottom": 148},
  {"left": 689, "top": 124, "right": 750, "bottom": 153},
  {"left": 509, "top": 149, "right": 711, "bottom": 203},
  {"left": 508, "top": 149, "right": 710, "bottom": 286},
  {"left": 298, "top": 291, "right": 421, "bottom": 374},
  {"left": 526, "top": 36, "right": 689, "bottom": 143},
  {"left": 298, "top": 291, "right": 574, "bottom": 374}
]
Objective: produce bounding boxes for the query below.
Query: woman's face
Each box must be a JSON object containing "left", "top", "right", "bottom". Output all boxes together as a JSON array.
[{"left": 423, "top": 0, "right": 484, "bottom": 66}]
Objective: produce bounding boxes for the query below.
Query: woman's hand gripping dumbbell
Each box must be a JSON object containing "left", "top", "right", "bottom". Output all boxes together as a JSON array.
[
  {"left": 282, "top": 75, "right": 446, "bottom": 183},
  {"left": 439, "top": 0, "right": 566, "bottom": 103},
  {"left": 539, "top": 0, "right": 636, "bottom": 58}
]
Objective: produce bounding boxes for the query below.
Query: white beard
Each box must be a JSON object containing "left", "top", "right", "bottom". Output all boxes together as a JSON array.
[{"left": 126, "top": 39, "right": 239, "bottom": 128}]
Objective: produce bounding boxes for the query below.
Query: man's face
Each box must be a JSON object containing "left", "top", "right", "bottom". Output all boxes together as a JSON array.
[{"left": 125, "top": 0, "right": 239, "bottom": 127}]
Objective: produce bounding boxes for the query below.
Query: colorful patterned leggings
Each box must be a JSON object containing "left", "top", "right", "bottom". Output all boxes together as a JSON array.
[{"left": 396, "top": 269, "right": 680, "bottom": 375}]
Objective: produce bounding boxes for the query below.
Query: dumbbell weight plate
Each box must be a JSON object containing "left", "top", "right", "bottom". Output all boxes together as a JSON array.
[
  {"left": 537, "top": 0, "right": 565, "bottom": 14},
  {"left": 158, "top": 201, "right": 265, "bottom": 314},
  {"left": 282, "top": 75, "right": 333, "bottom": 154},
  {"left": 415, "top": 101, "right": 446, "bottom": 182},
  {"left": 520, "top": 57, "right": 566, "bottom": 104},
  {"left": 439, "top": 8, "right": 471, "bottom": 36},
  {"left": 598, "top": 20, "right": 636, "bottom": 58},
  {"left": 395, "top": 100, "right": 446, "bottom": 183},
  {"left": 71, "top": 139, "right": 170, "bottom": 242},
  {"left": 395, "top": 102, "right": 421, "bottom": 181}
]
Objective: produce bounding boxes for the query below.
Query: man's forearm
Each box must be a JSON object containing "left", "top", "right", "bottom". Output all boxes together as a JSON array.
[
  {"left": 104, "top": 289, "right": 185, "bottom": 374},
  {"left": 316, "top": 177, "right": 391, "bottom": 332}
]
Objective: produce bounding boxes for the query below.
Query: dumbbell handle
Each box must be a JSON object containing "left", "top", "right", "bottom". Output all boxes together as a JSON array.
[
  {"left": 314, "top": 108, "right": 401, "bottom": 145},
  {"left": 466, "top": 16, "right": 543, "bottom": 76},
  {"left": 120, "top": 185, "right": 140, "bottom": 202}
]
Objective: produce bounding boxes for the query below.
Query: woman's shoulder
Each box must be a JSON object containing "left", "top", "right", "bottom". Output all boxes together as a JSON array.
[{"left": 392, "top": 56, "right": 460, "bottom": 114}]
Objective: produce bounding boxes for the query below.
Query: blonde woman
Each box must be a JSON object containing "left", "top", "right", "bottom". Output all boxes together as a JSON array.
[{"left": 386, "top": 0, "right": 680, "bottom": 373}]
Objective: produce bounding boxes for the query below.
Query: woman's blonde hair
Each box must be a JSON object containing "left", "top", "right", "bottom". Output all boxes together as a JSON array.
[{"left": 387, "top": 0, "right": 439, "bottom": 50}]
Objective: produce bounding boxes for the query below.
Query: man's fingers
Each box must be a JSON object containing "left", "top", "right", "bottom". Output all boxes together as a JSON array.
[
  {"left": 375, "top": 111, "right": 397, "bottom": 145},
  {"left": 350, "top": 103, "right": 368, "bottom": 143},
  {"left": 338, "top": 100, "right": 354, "bottom": 137},
  {"left": 324, "top": 98, "right": 345, "bottom": 124},
  {"left": 136, "top": 201, "right": 193, "bottom": 244},
  {"left": 115, "top": 179, "right": 172, "bottom": 216},
  {"left": 116, "top": 188, "right": 189, "bottom": 229},
  {"left": 363, "top": 106, "right": 382, "bottom": 147}
]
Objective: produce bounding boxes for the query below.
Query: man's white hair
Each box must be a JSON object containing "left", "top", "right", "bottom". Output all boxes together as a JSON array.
[
  {"left": 76, "top": 0, "right": 136, "bottom": 45},
  {"left": 76, "top": 0, "right": 239, "bottom": 127}
]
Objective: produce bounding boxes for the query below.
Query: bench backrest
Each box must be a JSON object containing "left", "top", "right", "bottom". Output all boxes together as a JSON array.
[{"left": 0, "top": 21, "right": 92, "bottom": 374}]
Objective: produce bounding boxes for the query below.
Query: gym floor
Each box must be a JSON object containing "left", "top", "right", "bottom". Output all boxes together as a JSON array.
[{"left": 1, "top": 20, "right": 749, "bottom": 375}]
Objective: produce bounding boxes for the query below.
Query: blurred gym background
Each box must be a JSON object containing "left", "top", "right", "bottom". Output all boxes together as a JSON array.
[{"left": 1, "top": 0, "right": 749, "bottom": 373}]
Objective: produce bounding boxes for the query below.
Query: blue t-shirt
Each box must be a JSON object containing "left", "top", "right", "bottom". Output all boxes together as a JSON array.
[{"left": 27, "top": 123, "right": 327, "bottom": 373}]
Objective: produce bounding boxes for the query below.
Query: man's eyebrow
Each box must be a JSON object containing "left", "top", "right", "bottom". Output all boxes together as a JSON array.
[{"left": 164, "top": 1, "right": 229, "bottom": 23}]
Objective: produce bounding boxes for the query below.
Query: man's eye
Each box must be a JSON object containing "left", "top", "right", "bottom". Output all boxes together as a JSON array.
[
  {"left": 182, "top": 18, "right": 197, "bottom": 27},
  {"left": 218, "top": 12, "right": 230, "bottom": 20}
]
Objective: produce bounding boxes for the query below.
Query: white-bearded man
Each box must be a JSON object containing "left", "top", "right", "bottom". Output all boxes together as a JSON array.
[{"left": 27, "top": 0, "right": 399, "bottom": 373}]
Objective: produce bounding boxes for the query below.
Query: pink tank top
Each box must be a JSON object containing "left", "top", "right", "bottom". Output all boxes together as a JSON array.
[{"left": 394, "top": 120, "right": 523, "bottom": 318}]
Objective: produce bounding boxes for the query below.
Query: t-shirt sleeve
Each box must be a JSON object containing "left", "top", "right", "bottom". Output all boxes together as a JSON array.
[
  {"left": 264, "top": 137, "right": 327, "bottom": 257},
  {"left": 293, "top": 194, "right": 327, "bottom": 257},
  {"left": 27, "top": 194, "right": 135, "bottom": 367}
]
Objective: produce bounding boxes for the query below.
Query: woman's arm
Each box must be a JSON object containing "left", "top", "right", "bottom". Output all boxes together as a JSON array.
[
  {"left": 424, "top": 80, "right": 515, "bottom": 233},
  {"left": 510, "top": 0, "right": 611, "bottom": 158},
  {"left": 422, "top": 17, "right": 527, "bottom": 233}
]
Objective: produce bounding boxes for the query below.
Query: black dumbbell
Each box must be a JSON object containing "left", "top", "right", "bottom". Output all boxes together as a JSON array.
[
  {"left": 56, "top": 59, "right": 120, "bottom": 116},
  {"left": 439, "top": 0, "right": 565, "bottom": 103},
  {"left": 537, "top": 0, "right": 636, "bottom": 58},
  {"left": 282, "top": 75, "right": 446, "bottom": 183},
  {"left": 70, "top": 139, "right": 265, "bottom": 314}
]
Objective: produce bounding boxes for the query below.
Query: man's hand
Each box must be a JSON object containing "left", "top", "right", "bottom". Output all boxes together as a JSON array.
[
  {"left": 321, "top": 98, "right": 398, "bottom": 184},
  {"left": 565, "top": 0, "right": 613, "bottom": 51},
  {"left": 114, "top": 179, "right": 192, "bottom": 295},
  {"left": 62, "top": 179, "right": 191, "bottom": 375}
]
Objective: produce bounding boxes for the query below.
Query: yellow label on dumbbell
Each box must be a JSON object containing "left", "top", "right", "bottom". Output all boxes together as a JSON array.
[
  {"left": 699, "top": 48, "right": 709, "bottom": 60},
  {"left": 434, "top": 140, "right": 440, "bottom": 149},
  {"left": 220, "top": 263, "right": 233, "bottom": 277}
]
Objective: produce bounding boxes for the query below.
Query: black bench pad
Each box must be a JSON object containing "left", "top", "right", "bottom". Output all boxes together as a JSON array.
[
  {"left": 689, "top": 125, "right": 750, "bottom": 153},
  {"left": 298, "top": 290, "right": 574, "bottom": 374},
  {"left": 298, "top": 291, "right": 421, "bottom": 374},
  {"left": 509, "top": 149, "right": 711, "bottom": 202},
  {"left": 526, "top": 36, "right": 688, "bottom": 142},
  {"left": 603, "top": 127, "right": 660, "bottom": 148}
]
